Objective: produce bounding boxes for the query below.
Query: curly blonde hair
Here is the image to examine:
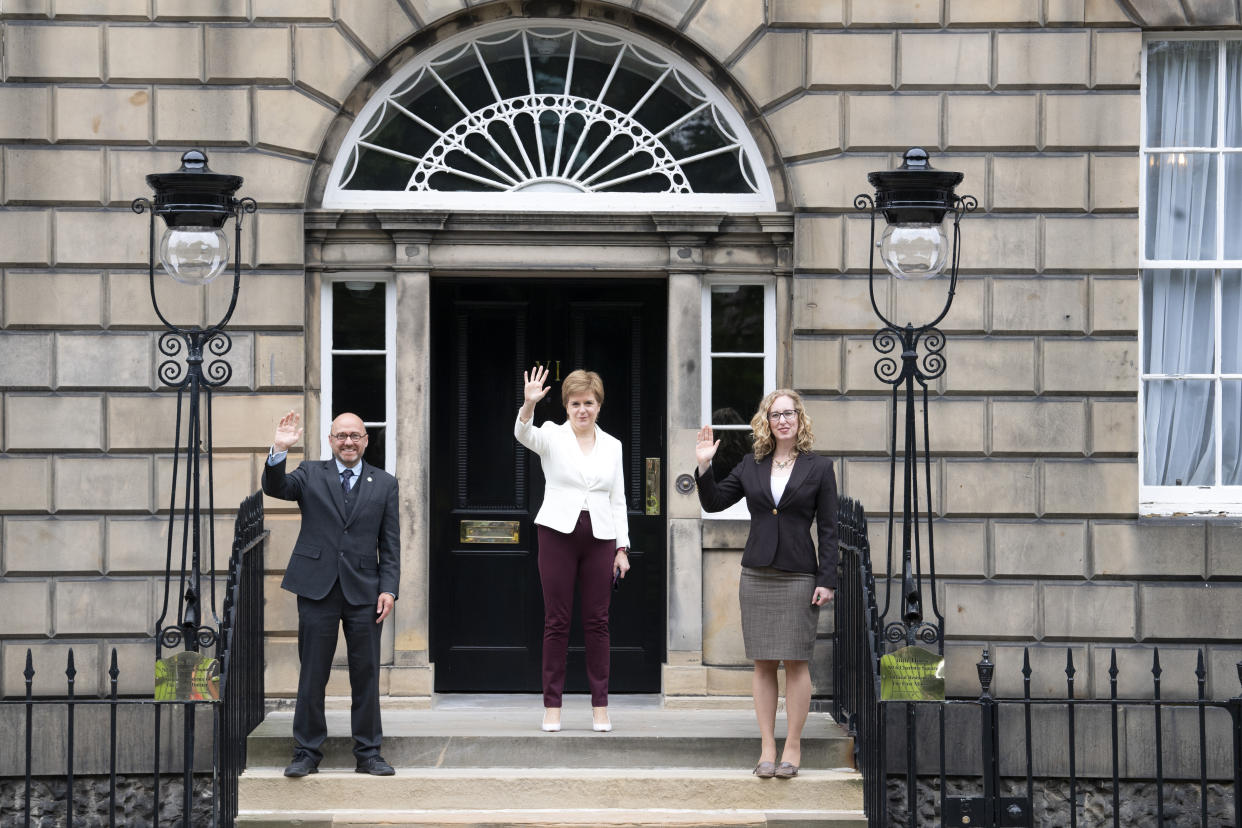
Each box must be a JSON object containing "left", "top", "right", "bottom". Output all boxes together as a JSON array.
[{"left": 750, "top": 388, "right": 815, "bottom": 460}]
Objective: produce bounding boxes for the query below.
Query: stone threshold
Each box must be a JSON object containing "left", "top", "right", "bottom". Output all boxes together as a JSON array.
[{"left": 264, "top": 693, "right": 779, "bottom": 713}]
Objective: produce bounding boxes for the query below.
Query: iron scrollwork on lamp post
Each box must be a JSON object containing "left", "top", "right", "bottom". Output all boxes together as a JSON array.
[
  {"left": 132, "top": 150, "right": 256, "bottom": 665},
  {"left": 855, "top": 147, "right": 976, "bottom": 653}
]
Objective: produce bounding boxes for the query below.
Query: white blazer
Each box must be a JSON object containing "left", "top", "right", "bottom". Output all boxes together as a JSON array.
[{"left": 514, "top": 413, "right": 630, "bottom": 548}]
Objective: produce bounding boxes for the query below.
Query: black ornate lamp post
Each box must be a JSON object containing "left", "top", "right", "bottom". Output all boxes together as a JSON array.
[
  {"left": 133, "top": 150, "right": 255, "bottom": 661},
  {"left": 854, "top": 147, "right": 976, "bottom": 653}
]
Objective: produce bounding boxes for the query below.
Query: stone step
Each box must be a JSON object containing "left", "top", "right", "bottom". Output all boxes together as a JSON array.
[
  {"left": 236, "top": 807, "right": 868, "bottom": 827},
  {"left": 246, "top": 701, "right": 856, "bottom": 771},
  {"left": 236, "top": 767, "right": 865, "bottom": 814},
  {"left": 238, "top": 697, "right": 864, "bottom": 828},
  {"left": 246, "top": 730, "right": 855, "bottom": 771},
  {"left": 267, "top": 694, "right": 759, "bottom": 712}
]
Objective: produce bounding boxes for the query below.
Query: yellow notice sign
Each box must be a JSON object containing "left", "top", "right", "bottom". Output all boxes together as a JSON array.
[
  {"left": 154, "top": 650, "right": 220, "bottom": 701},
  {"left": 880, "top": 645, "right": 945, "bottom": 701}
]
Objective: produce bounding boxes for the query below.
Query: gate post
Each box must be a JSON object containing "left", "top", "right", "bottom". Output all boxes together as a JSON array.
[
  {"left": 1232, "top": 662, "right": 1242, "bottom": 828},
  {"left": 979, "top": 650, "right": 1000, "bottom": 827},
  {"left": 943, "top": 649, "right": 1030, "bottom": 828}
]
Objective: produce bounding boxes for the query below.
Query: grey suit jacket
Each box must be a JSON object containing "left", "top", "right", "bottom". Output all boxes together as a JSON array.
[{"left": 262, "top": 457, "right": 400, "bottom": 605}]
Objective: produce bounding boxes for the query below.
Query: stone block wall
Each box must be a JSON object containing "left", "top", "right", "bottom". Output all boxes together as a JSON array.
[
  {"left": 654, "top": 0, "right": 1240, "bottom": 700},
  {"left": 2, "top": 0, "right": 1239, "bottom": 705},
  {"left": 0, "top": 0, "right": 329, "bottom": 698},
  {"left": 759, "top": 2, "right": 1242, "bottom": 699}
]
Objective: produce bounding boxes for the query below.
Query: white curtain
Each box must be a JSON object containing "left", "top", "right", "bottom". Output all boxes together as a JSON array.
[
  {"left": 1224, "top": 45, "right": 1242, "bottom": 485},
  {"left": 1145, "top": 41, "right": 1217, "bottom": 260},
  {"left": 1143, "top": 270, "right": 1215, "bottom": 485},
  {"left": 1229, "top": 42, "right": 1242, "bottom": 144},
  {"left": 1144, "top": 41, "right": 1222, "bottom": 487},
  {"left": 1146, "top": 41, "right": 1218, "bottom": 146},
  {"left": 1224, "top": 271, "right": 1242, "bottom": 484},
  {"left": 1226, "top": 43, "right": 1242, "bottom": 258}
]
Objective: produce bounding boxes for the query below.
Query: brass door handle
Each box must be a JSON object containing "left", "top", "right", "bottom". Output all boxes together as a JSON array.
[{"left": 645, "top": 457, "right": 660, "bottom": 515}]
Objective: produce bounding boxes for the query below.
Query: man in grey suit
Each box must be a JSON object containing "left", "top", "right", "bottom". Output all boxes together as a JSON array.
[{"left": 263, "top": 410, "right": 400, "bottom": 778}]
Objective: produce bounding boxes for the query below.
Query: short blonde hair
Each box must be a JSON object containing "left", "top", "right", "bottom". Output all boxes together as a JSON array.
[
  {"left": 561, "top": 369, "right": 605, "bottom": 407},
  {"left": 750, "top": 389, "right": 815, "bottom": 460}
]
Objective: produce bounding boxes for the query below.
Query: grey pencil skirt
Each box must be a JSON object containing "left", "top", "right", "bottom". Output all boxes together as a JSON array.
[{"left": 738, "top": 566, "right": 819, "bottom": 661}]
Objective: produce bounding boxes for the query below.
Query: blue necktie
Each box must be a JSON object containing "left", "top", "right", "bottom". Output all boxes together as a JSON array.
[{"left": 341, "top": 468, "right": 354, "bottom": 496}]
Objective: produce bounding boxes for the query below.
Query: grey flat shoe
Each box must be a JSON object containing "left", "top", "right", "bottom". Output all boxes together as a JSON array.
[
  {"left": 753, "top": 761, "right": 777, "bottom": 778},
  {"left": 774, "top": 761, "right": 799, "bottom": 779}
]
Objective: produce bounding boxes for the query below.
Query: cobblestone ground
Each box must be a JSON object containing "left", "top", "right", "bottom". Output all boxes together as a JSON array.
[
  {"left": 885, "top": 776, "right": 1236, "bottom": 827},
  {"left": 0, "top": 775, "right": 213, "bottom": 827}
]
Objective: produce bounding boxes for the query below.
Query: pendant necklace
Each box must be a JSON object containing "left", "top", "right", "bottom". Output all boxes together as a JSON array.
[{"left": 773, "top": 453, "right": 796, "bottom": 471}]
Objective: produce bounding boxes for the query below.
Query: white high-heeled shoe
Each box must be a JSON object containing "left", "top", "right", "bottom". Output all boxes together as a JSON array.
[
  {"left": 592, "top": 708, "right": 612, "bottom": 732},
  {"left": 541, "top": 709, "right": 561, "bottom": 732}
]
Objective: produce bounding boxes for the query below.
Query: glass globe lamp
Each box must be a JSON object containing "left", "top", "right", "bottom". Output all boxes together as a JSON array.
[
  {"left": 879, "top": 222, "right": 949, "bottom": 279},
  {"left": 867, "top": 148, "right": 964, "bottom": 280},
  {"left": 159, "top": 225, "right": 230, "bottom": 285},
  {"left": 146, "top": 149, "right": 244, "bottom": 286}
]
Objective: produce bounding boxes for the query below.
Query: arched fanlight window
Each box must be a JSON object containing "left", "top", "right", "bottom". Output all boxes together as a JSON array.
[{"left": 324, "top": 19, "right": 775, "bottom": 212}]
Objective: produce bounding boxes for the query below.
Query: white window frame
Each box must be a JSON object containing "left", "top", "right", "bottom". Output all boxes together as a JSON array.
[
  {"left": 320, "top": 276, "right": 398, "bottom": 471},
  {"left": 700, "top": 277, "right": 777, "bottom": 520},
  {"left": 322, "top": 18, "right": 775, "bottom": 213},
  {"left": 1139, "top": 34, "right": 1242, "bottom": 515}
]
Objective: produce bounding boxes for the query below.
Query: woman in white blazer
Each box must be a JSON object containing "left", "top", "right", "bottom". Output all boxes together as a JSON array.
[{"left": 515, "top": 364, "right": 630, "bottom": 733}]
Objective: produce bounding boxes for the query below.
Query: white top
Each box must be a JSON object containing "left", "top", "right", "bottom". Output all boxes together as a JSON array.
[
  {"left": 770, "top": 473, "right": 789, "bottom": 505},
  {"left": 514, "top": 413, "right": 630, "bottom": 548}
]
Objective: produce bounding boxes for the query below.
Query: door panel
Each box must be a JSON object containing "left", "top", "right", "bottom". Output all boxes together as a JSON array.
[{"left": 430, "top": 279, "right": 667, "bottom": 693}]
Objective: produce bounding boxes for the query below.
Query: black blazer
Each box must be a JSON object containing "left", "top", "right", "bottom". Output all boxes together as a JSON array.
[
  {"left": 695, "top": 452, "right": 839, "bottom": 589},
  {"left": 262, "top": 457, "right": 401, "bottom": 605}
]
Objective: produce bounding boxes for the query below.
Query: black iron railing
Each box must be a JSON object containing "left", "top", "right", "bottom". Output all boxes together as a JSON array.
[
  {"left": 213, "top": 490, "right": 267, "bottom": 826},
  {"left": 879, "top": 649, "right": 1242, "bottom": 828},
  {"left": 833, "top": 499, "right": 1242, "bottom": 827},
  {"left": 3, "top": 492, "right": 265, "bottom": 828},
  {"left": 833, "top": 496, "right": 888, "bottom": 822}
]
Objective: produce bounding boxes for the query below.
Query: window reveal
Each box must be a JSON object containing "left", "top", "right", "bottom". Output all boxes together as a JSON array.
[
  {"left": 703, "top": 282, "right": 775, "bottom": 505},
  {"left": 1141, "top": 38, "right": 1242, "bottom": 510},
  {"left": 327, "top": 281, "right": 393, "bottom": 471}
]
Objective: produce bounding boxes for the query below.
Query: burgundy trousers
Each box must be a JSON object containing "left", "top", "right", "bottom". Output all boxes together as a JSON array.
[{"left": 537, "top": 511, "right": 614, "bottom": 708}]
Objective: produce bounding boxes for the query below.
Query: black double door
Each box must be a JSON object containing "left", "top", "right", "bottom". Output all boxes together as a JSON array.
[{"left": 429, "top": 279, "right": 667, "bottom": 693}]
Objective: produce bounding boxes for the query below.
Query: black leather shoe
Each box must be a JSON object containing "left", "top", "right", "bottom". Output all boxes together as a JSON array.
[
  {"left": 355, "top": 755, "right": 395, "bottom": 776},
  {"left": 283, "top": 751, "right": 319, "bottom": 778}
]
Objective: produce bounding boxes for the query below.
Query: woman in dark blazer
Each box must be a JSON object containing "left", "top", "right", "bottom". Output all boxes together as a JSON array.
[{"left": 694, "top": 388, "right": 838, "bottom": 779}]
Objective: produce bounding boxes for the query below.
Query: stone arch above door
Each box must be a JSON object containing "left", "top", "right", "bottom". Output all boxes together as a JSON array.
[{"left": 307, "top": 0, "right": 789, "bottom": 211}]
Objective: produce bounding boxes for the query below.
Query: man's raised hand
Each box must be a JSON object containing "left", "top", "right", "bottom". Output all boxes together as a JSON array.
[{"left": 274, "top": 411, "right": 303, "bottom": 451}]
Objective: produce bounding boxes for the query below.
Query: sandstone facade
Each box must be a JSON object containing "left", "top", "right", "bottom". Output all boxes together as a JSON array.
[{"left": 1, "top": 0, "right": 1240, "bottom": 705}]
